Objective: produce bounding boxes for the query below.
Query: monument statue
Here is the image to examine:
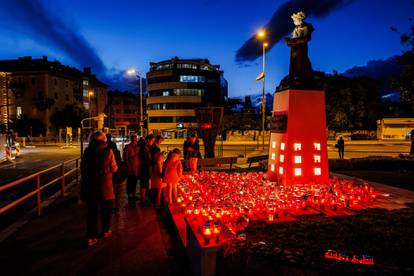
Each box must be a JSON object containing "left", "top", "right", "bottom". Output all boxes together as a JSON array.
[{"left": 277, "top": 11, "right": 322, "bottom": 91}]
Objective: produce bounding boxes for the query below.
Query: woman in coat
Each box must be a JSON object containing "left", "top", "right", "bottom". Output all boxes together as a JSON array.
[
  {"left": 124, "top": 134, "right": 140, "bottom": 201},
  {"left": 81, "top": 131, "right": 118, "bottom": 246},
  {"left": 151, "top": 151, "right": 166, "bottom": 207},
  {"left": 185, "top": 134, "right": 200, "bottom": 174}
]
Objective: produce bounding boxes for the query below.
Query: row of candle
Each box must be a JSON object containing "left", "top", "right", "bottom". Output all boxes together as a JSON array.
[
  {"left": 325, "top": 250, "right": 374, "bottom": 265},
  {"left": 177, "top": 172, "right": 377, "bottom": 239}
]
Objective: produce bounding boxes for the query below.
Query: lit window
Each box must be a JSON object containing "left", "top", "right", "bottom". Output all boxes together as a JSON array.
[
  {"left": 314, "top": 167, "right": 321, "bottom": 176},
  {"left": 279, "top": 166, "right": 284, "bottom": 175},
  {"left": 17, "top": 106, "right": 22, "bottom": 119},
  {"left": 200, "top": 65, "right": 212, "bottom": 71},
  {"left": 294, "top": 143, "right": 301, "bottom": 151},
  {"left": 294, "top": 156, "right": 302, "bottom": 164},
  {"left": 280, "top": 142, "right": 285, "bottom": 150},
  {"left": 177, "top": 63, "right": 197, "bottom": 69},
  {"left": 179, "top": 75, "right": 205, "bottom": 83},
  {"left": 174, "top": 89, "right": 204, "bottom": 96},
  {"left": 270, "top": 164, "right": 275, "bottom": 172},
  {"left": 314, "top": 143, "right": 321, "bottom": 151},
  {"left": 272, "top": 141, "right": 276, "bottom": 149},
  {"left": 279, "top": 154, "right": 284, "bottom": 163},
  {"left": 294, "top": 168, "right": 302, "bottom": 176},
  {"left": 271, "top": 153, "right": 276, "bottom": 160},
  {"left": 162, "top": 91, "right": 170, "bottom": 96},
  {"left": 314, "top": 155, "right": 321, "bottom": 163}
]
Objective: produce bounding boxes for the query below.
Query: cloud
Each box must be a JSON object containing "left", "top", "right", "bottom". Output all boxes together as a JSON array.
[
  {"left": 1, "top": 0, "right": 106, "bottom": 76},
  {"left": 342, "top": 56, "right": 401, "bottom": 95},
  {"left": 235, "top": 0, "right": 355, "bottom": 63}
]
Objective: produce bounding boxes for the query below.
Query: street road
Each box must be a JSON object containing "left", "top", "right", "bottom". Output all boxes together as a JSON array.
[{"left": 0, "top": 147, "right": 80, "bottom": 186}]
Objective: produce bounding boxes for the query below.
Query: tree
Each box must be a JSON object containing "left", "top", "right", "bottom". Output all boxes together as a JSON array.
[
  {"left": 394, "top": 11, "right": 414, "bottom": 117},
  {"left": 50, "top": 104, "right": 88, "bottom": 132},
  {"left": 324, "top": 75, "right": 381, "bottom": 131},
  {"left": 13, "top": 116, "right": 45, "bottom": 136}
]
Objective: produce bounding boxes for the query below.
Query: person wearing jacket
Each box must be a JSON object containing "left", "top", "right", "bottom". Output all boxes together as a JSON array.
[
  {"left": 124, "top": 134, "right": 140, "bottom": 201},
  {"left": 106, "top": 133, "right": 124, "bottom": 212},
  {"left": 81, "top": 131, "right": 118, "bottom": 246},
  {"left": 151, "top": 151, "right": 166, "bottom": 208},
  {"left": 138, "top": 134, "right": 155, "bottom": 206},
  {"left": 186, "top": 134, "right": 200, "bottom": 174}
]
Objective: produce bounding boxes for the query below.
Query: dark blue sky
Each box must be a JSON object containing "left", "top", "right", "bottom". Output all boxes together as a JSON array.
[{"left": 0, "top": 0, "right": 412, "bottom": 97}]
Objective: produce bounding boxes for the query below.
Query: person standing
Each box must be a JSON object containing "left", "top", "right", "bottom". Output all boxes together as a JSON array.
[
  {"left": 183, "top": 136, "right": 190, "bottom": 171},
  {"left": 151, "top": 151, "right": 166, "bottom": 208},
  {"left": 164, "top": 148, "right": 183, "bottom": 204},
  {"left": 139, "top": 134, "right": 155, "bottom": 206},
  {"left": 151, "top": 135, "right": 164, "bottom": 157},
  {"left": 337, "top": 136, "right": 345, "bottom": 159},
  {"left": 186, "top": 134, "right": 200, "bottom": 174},
  {"left": 106, "top": 133, "right": 124, "bottom": 212},
  {"left": 81, "top": 131, "right": 118, "bottom": 246},
  {"left": 149, "top": 135, "right": 164, "bottom": 204},
  {"left": 124, "top": 134, "right": 140, "bottom": 201}
]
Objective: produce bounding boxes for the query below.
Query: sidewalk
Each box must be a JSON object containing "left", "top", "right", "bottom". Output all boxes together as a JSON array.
[{"left": 0, "top": 184, "right": 191, "bottom": 276}]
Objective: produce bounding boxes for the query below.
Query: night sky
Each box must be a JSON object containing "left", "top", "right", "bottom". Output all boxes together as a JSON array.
[{"left": 0, "top": 0, "right": 412, "bottom": 97}]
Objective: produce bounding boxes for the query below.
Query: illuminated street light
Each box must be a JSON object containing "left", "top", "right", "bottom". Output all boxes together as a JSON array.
[
  {"left": 127, "top": 68, "right": 137, "bottom": 76},
  {"left": 257, "top": 29, "right": 266, "bottom": 39},
  {"left": 256, "top": 29, "right": 268, "bottom": 151}
]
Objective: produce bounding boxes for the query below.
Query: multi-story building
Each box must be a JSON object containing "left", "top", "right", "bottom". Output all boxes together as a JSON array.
[
  {"left": 146, "top": 57, "right": 228, "bottom": 138},
  {"left": 0, "top": 56, "right": 107, "bottom": 136},
  {"left": 107, "top": 90, "right": 146, "bottom": 136}
]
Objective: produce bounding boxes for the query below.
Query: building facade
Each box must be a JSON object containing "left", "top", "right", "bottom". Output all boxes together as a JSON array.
[
  {"left": 0, "top": 56, "right": 107, "bottom": 136},
  {"left": 108, "top": 90, "right": 145, "bottom": 136},
  {"left": 377, "top": 118, "right": 414, "bottom": 140},
  {"left": 146, "top": 57, "right": 228, "bottom": 138}
]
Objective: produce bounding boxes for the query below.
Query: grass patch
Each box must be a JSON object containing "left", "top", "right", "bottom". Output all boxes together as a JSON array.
[
  {"left": 220, "top": 205, "right": 414, "bottom": 274},
  {"left": 335, "top": 170, "right": 414, "bottom": 191}
]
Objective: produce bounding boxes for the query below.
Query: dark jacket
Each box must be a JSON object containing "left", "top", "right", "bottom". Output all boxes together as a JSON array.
[
  {"left": 139, "top": 144, "right": 153, "bottom": 180},
  {"left": 108, "top": 140, "right": 124, "bottom": 184},
  {"left": 186, "top": 140, "right": 200, "bottom": 159},
  {"left": 124, "top": 143, "right": 140, "bottom": 177},
  {"left": 81, "top": 141, "right": 118, "bottom": 202}
]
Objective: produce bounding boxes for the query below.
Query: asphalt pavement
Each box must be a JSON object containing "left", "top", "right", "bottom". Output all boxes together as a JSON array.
[{"left": 0, "top": 147, "right": 80, "bottom": 185}]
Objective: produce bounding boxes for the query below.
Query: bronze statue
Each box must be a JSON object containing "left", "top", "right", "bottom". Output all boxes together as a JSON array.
[{"left": 278, "top": 12, "right": 322, "bottom": 91}]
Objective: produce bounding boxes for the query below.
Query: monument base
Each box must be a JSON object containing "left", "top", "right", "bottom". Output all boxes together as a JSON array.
[{"left": 267, "top": 89, "right": 329, "bottom": 185}]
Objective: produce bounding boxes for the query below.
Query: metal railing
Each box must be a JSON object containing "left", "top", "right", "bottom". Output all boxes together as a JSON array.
[{"left": 0, "top": 157, "right": 81, "bottom": 216}]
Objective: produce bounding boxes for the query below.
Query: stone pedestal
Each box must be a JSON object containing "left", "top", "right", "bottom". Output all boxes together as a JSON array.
[{"left": 267, "top": 89, "right": 329, "bottom": 185}]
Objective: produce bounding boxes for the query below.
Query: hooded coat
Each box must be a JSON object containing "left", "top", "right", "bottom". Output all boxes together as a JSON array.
[{"left": 81, "top": 141, "right": 118, "bottom": 202}]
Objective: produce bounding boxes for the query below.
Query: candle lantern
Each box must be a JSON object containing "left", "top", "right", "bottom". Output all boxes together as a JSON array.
[
  {"left": 213, "top": 221, "right": 221, "bottom": 243},
  {"left": 203, "top": 223, "right": 212, "bottom": 244},
  {"left": 362, "top": 255, "right": 374, "bottom": 265}
]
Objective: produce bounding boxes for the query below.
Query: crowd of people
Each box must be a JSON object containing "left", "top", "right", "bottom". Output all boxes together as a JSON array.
[{"left": 80, "top": 131, "right": 200, "bottom": 247}]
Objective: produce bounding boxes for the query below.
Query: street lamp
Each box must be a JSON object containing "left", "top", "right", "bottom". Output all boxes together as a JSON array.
[
  {"left": 88, "top": 91, "right": 94, "bottom": 129},
  {"left": 257, "top": 29, "right": 268, "bottom": 150},
  {"left": 127, "top": 68, "right": 144, "bottom": 137}
]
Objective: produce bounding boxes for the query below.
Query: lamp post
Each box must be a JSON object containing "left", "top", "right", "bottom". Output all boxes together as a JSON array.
[
  {"left": 127, "top": 69, "right": 144, "bottom": 137},
  {"left": 88, "top": 91, "right": 94, "bottom": 129},
  {"left": 257, "top": 30, "right": 268, "bottom": 150}
]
